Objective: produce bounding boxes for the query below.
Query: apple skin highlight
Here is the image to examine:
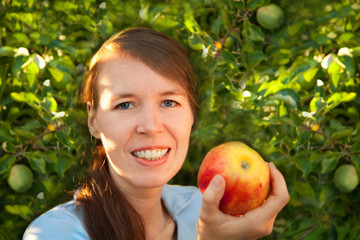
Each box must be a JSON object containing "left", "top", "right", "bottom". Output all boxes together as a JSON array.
[{"left": 198, "top": 141, "right": 270, "bottom": 216}]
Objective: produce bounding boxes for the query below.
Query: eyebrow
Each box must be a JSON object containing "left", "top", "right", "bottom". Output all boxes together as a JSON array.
[
  {"left": 160, "top": 89, "right": 187, "bottom": 97},
  {"left": 116, "top": 93, "right": 136, "bottom": 99},
  {"left": 115, "top": 89, "right": 187, "bottom": 99}
]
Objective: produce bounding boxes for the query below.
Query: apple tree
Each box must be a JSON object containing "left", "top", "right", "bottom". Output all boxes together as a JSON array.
[{"left": 0, "top": 0, "right": 359, "bottom": 239}]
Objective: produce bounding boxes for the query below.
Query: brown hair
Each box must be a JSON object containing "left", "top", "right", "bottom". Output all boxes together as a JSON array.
[{"left": 76, "top": 27, "right": 198, "bottom": 240}]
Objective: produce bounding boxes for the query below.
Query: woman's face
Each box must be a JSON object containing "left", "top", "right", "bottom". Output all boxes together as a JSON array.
[{"left": 87, "top": 56, "right": 194, "bottom": 191}]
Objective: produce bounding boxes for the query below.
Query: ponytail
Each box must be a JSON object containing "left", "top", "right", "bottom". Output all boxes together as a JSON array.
[{"left": 76, "top": 146, "right": 145, "bottom": 240}]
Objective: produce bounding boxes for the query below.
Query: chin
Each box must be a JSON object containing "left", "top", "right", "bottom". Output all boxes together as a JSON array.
[{"left": 134, "top": 173, "right": 173, "bottom": 189}]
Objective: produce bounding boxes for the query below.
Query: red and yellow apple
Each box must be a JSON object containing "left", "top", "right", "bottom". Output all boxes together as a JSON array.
[{"left": 197, "top": 141, "right": 270, "bottom": 216}]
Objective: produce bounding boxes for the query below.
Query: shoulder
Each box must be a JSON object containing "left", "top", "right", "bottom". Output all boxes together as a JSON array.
[
  {"left": 162, "top": 184, "right": 202, "bottom": 217},
  {"left": 162, "top": 185, "right": 202, "bottom": 240},
  {"left": 23, "top": 199, "right": 89, "bottom": 240},
  {"left": 164, "top": 184, "right": 202, "bottom": 201}
]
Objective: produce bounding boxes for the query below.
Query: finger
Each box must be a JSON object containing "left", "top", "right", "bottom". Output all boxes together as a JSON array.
[
  {"left": 268, "top": 162, "right": 290, "bottom": 206},
  {"left": 200, "top": 174, "right": 226, "bottom": 218},
  {"left": 249, "top": 162, "right": 289, "bottom": 219},
  {"left": 245, "top": 163, "right": 289, "bottom": 219}
]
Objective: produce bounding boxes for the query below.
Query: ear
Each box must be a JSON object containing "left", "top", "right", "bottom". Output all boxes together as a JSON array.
[{"left": 87, "top": 102, "right": 101, "bottom": 139}]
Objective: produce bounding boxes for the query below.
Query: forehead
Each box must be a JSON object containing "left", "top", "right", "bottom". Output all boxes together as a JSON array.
[{"left": 96, "top": 56, "right": 187, "bottom": 95}]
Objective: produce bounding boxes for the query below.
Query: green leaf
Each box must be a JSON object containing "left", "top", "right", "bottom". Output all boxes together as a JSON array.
[
  {"left": 261, "top": 81, "right": 285, "bottom": 97},
  {"left": 351, "top": 46, "right": 360, "bottom": 56},
  {"left": 335, "top": 222, "right": 351, "bottom": 240},
  {"left": 221, "top": 49, "right": 239, "bottom": 69},
  {"left": 0, "top": 154, "right": 16, "bottom": 175},
  {"left": 187, "top": 33, "right": 204, "bottom": 50},
  {"left": 40, "top": 96, "right": 58, "bottom": 113},
  {"left": 0, "top": 121, "right": 15, "bottom": 142},
  {"left": 13, "top": 127, "right": 36, "bottom": 140},
  {"left": 294, "top": 181, "right": 316, "bottom": 201},
  {"left": 220, "top": 5, "right": 231, "bottom": 29},
  {"left": 11, "top": 55, "right": 28, "bottom": 79},
  {"left": 245, "top": 21, "right": 264, "bottom": 42},
  {"left": 246, "top": 50, "right": 267, "bottom": 68},
  {"left": 26, "top": 152, "right": 46, "bottom": 174},
  {"left": 211, "top": 18, "right": 222, "bottom": 35},
  {"left": 247, "top": 0, "right": 266, "bottom": 11},
  {"left": 234, "top": 0, "right": 245, "bottom": 10},
  {"left": 25, "top": 61, "right": 39, "bottom": 88},
  {"left": 97, "top": 19, "right": 114, "bottom": 35},
  {"left": 48, "top": 66, "right": 64, "bottom": 82},
  {"left": 1, "top": 141, "right": 15, "bottom": 153},
  {"left": 10, "top": 92, "right": 41, "bottom": 110},
  {"left": 337, "top": 55, "right": 355, "bottom": 78},
  {"left": 5, "top": 205, "right": 33, "bottom": 221},
  {"left": 269, "top": 89, "right": 301, "bottom": 109},
  {"left": 331, "top": 128, "right": 353, "bottom": 140},
  {"left": 310, "top": 96, "right": 327, "bottom": 113},
  {"left": 24, "top": 119, "right": 41, "bottom": 131},
  {"left": 56, "top": 155, "right": 75, "bottom": 177},
  {"left": 328, "top": 61, "right": 342, "bottom": 89},
  {"left": 184, "top": 8, "right": 199, "bottom": 33},
  {"left": 287, "top": 21, "right": 303, "bottom": 36},
  {"left": 0, "top": 46, "right": 16, "bottom": 57},
  {"left": 293, "top": 131, "right": 312, "bottom": 149},
  {"left": 325, "top": 92, "right": 356, "bottom": 113},
  {"left": 303, "top": 67, "right": 319, "bottom": 81},
  {"left": 154, "top": 16, "right": 179, "bottom": 29},
  {"left": 319, "top": 186, "right": 336, "bottom": 206},
  {"left": 47, "top": 66, "right": 72, "bottom": 91},
  {"left": 321, "top": 154, "right": 339, "bottom": 173},
  {"left": 292, "top": 153, "right": 312, "bottom": 177},
  {"left": 55, "top": 131, "right": 72, "bottom": 148},
  {"left": 297, "top": 75, "right": 316, "bottom": 91},
  {"left": 352, "top": 155, "right": 360, "bottom": 173}
]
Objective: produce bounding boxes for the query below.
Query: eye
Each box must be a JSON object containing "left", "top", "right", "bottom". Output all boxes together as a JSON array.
[
  {"left": 162, "top": 100, "right": 177, "bottom": 108},
  {"left": 116, "top": 102, "right": 134, "bottom": 110}
]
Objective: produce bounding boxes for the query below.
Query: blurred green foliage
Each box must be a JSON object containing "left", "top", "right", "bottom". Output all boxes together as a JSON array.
[{"left": 0, "top": 0, "right": 359, "bottom": 239}]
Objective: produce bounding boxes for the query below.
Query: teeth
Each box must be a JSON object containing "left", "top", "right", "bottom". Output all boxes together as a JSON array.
[{"left": 133, "top": 149, "right": 169, "bottom": 161}]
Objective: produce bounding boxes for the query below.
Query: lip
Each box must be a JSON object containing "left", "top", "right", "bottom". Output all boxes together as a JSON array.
[
  {"left": 131, "top": 145, "right": 170, "bottom": 152},
  {"left": 131, "top": 145, "right": 171, "bottom": 167}
]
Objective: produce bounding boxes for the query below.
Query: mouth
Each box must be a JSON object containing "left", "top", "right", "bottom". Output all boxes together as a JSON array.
[{"left": 131, "top": 148, "right": 170, "bottom": 161}]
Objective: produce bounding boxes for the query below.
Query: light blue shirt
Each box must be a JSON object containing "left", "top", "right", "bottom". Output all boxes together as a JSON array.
[{"left": 23, "top": 184, "right": 202, "bottom": 240}]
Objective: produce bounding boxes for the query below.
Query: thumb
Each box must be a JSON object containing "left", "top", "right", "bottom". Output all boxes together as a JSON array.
[{"left": 201, "top": 174, "right": 226, "bottom": 216}]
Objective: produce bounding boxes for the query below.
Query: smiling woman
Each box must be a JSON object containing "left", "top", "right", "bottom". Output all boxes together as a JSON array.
[
  {"left": 23, "top": 28, "right": 289, "bottom": 240},
  {"left": 87, "top": 56, "right": 195, "bottom": 188},
  {"left": 24, "top": 27, "right": 201, "bottom": 240},
  {"left": 78, "top": 28, "right": 197, "bottom": 240}
]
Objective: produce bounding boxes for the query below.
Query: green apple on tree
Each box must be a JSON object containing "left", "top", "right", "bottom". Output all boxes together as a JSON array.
[
  {"left": 8, "top": 164, "right": 34, "bottom": 193},
  {"left": 256, "top": 4, "right": 284, "bottom": 30},
  {"left": 334, "top": 164, "right": 359, "bottom": 192}
]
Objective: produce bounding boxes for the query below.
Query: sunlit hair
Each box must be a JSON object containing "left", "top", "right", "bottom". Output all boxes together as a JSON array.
[{"left": 77, "top": 27, "right": 198, "bottom": 240}]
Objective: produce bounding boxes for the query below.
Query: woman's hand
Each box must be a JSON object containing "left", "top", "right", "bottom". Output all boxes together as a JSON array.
[{"left": 196, "top": 162, "right": 290, "bottom": 240}]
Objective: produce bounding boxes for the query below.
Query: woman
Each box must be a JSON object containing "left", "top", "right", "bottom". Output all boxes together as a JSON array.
[{"left": 23, "top": 27, "right": 289, "bottom": 240}]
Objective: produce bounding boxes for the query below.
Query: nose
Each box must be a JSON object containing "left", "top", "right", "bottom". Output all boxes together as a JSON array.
[{"left": 136, "top": 106, "right": 164, "bottom": 135}]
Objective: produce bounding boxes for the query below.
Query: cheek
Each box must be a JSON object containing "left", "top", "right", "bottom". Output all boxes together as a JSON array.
[
  {"left": 184, "top": 112, "right": 194, "bottom": 136},
  {"left": 100, "top": 132, "right": 117, "bottom": 152},
  {"left": 174, "top": 112, "right": 193, "bottom": 144},
  {"left": 97, "top": 117, "right": 128, "bottom": 148}
]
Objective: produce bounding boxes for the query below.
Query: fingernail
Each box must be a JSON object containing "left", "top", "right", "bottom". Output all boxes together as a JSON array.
[{"left": 211, "top": 175, "right": 222, "bottom": 189}]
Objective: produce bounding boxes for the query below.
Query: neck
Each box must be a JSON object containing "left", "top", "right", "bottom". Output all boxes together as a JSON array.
[
  {"left": 125, "top": 186, "right": 165, "bottom": 224},
  {"left": 125, "top": 187, "right": 176, "bottom": 240},
  {"left": 110, "top": 173, "right": 176, "bottom": 240}
]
